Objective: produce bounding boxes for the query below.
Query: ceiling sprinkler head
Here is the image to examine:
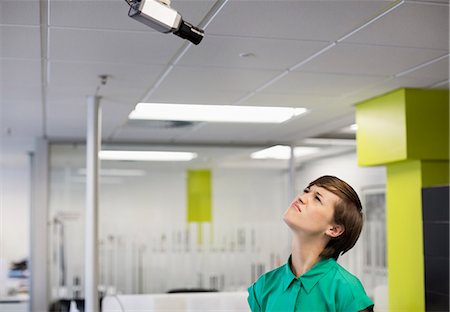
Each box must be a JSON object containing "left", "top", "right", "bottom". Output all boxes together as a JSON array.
[{"left": 99, "top": 75, "right": 109, "bottom": 85}]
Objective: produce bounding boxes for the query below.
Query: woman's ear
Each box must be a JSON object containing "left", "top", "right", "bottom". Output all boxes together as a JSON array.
[{"left": 326, "top": 224, "right": 344, "bottom": 238}]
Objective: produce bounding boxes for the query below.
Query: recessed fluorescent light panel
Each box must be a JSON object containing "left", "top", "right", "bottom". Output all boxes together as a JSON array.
[
  {"left": 71, "top": 177, "right": 122, "bottom": 184},
  {"left": 77, "top": 168, "right": 146, "bottom": 176},
  {"left": 129, "top": 103, "right": 307, "bottom": 123},
  {"left": 251, "top": 145, "right": 320, "bottom": 160},
  {"left": 99, "top": 150, "right": 197, "bottom": 161}
]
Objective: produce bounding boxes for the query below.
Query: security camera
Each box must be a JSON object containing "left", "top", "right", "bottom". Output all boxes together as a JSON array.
[{"left": 127, "top": 0, "right": 204, "bottom": 45}]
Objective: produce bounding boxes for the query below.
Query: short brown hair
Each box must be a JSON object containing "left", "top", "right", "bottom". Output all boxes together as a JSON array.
[{"left": 308, "top": 175, "right": 363, "bottom": 260}]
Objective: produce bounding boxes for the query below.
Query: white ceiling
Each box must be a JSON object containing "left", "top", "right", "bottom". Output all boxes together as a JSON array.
[{"left": 1, "top": 0, "right": 449, "bottom": 147}]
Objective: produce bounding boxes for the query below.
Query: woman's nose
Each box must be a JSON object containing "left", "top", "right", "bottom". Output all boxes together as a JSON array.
[{"left": 297, "top": 194, "right": 306, "bottom": 204}]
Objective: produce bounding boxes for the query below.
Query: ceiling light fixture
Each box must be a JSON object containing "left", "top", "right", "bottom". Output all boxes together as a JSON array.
[
  {"left": 250, "top": 145, "right": 320, "bottom": 160},
  {"left": 99, "top": 150, "right": 197, "bottom": 161},
  {"left": 239, "top": 52, "right": 256, "bottom": 58},
  {"left": 77, "top": 168, "right": 147, "bottom": 176},
  {"left": 129, "top": 103, "right": 307, "bottom": 123},
  {"left": 301, "top": 138, "right": 356, "bottom": 146}
]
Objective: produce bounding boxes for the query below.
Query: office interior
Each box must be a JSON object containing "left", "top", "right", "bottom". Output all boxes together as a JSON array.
[{"left": 0, "top": 0, "right": 448, "bottom": 311}]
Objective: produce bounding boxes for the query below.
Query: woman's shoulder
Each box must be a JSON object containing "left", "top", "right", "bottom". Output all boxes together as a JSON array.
[
  {"left": 256, "top": 263, "right": 287, "bottom": 284},
  {"left": 331, "top": 261, "right": 366, "bottom": 289},
  {"left": 327, "top": 261, "right": 374, "bottom": 310},
  {"left": 248, "top": 262, "right": 292, "bottom": 310},
  {"left": 250, "top": 262, "right": 290, "bottom": 292}
]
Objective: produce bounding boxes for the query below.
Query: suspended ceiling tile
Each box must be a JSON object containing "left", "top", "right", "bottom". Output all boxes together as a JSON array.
[
  {"left": 46, "top": 99, "right": 88, "bottom": 139},
  {"left": 0, "top": 86, "right": 42, "bottom": 106},
  {"left": 343, "top": 76, "right": 445, "bottom": 103},
  {"left": 49, "top": 0, "right": 214, "bottom": 31},
  {"left": 101, "top": 99, "right": 140, "bottom": 125},
  {"left": 1, "top": 100, "right": 43, "bottom": 137},
  {"left": 405, "top": 0, "right": 449, "bottom": 3},
  {"left": 0, "top": 0, "right": 40, "bottom": 26},
  {"left": 1, "top": 59, "right": 41, "bottom": 87},
  {"left": 178, "top": 35, "right": 329, "bottom": 70},
  {"left": 262, "top": 72, "right": 384, "bottom": 97},
  {"left": 111, "top": 125, "right": 194, "bottom": 143},
  {"left": 240, "top": 92, "right": 348, "bottom": 109},
  {"left": 47, "top": 61, "right": 166, "bottom": 94},
  {"left": 46, "top": 84, "right": 145, "bottom": 111},
  {"left": 1, "top": 85, "right": 41, "bottom": 102},
  {"left": 49, "top": 0, "right": 151, "bottom": 31},
  {"left": 45, "top": 84, "right": 140, "bottom": 129},
  {"left": 147, "top": 89, "right": 246, "bottom": 105},
  {"left": 49, "top": 28, "right": 184, "bottom": 65},
  {"left": 174, "top": 122, "right": 277, "bottom": 144},
  {"left": 400, "top": 55, "right": 449, "bottom": 81},
  {"left": 299, "top": 43, "right": 447, "bottom": 76},
  {"left": 1, "top": 26, "right": 41, "bottom": 59},
  {"left": 47, "top": 85, "right": 102, "bottom": 102},
  {"left": 46, "top": 98, "right": 87, "bottom": 115},
  {"left": 206, "top": 1, "right": 392, "bottom": 41},
  {"left": 250, "top": 105, "right": 356, "bottom": 143},
  {"left": 45, "top": 98, "right": 135, "bottom": 141},
  {"left": 171, "top": 0, "right": 217, "bottom": 25},
  {"left": 148, "top": 66, "right": 280, "bottom": 104},
  {"left": 343, "top": 2, "right": 449, "bottom": 50}
]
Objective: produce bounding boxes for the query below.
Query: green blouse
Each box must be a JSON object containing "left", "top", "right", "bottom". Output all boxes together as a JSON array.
[{"left": 247, "top": 257, "right": 374, "bottom": 312}]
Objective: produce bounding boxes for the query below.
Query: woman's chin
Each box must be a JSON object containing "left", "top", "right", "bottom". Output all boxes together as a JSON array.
[{"left": 282, "top": 213, "right": 296, "bottom": 230}]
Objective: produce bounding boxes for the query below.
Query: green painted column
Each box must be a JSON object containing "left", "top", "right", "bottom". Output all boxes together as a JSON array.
[{"left": 356, "top": 88, "right": 449, "bottom": 312}]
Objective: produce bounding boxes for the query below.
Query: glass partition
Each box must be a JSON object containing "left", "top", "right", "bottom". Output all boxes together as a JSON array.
[{"left": 48, "top": 143, "right": 292, "bottom": 301}]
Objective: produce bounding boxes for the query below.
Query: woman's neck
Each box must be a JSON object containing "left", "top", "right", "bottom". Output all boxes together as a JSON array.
[{"left": 290, "top": 234, "right": 327, "bottom": 277}]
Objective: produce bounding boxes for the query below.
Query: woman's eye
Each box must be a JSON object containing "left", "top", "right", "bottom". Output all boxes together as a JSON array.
[{"left": 315, "top": 196, "right": 322, "bottom": 203}]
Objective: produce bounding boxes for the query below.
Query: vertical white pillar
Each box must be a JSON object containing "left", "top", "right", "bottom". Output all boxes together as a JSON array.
[
  {"left": 85, "top": 96, "right": 101, "bottom": 312},
  {"left": 29, "top": 139, "right": 49, "bottom": 312}
]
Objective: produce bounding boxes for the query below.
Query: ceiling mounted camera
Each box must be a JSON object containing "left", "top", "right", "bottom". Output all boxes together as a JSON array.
[{"left": 126, "top": 0, "right": 204, "bottom": 45}]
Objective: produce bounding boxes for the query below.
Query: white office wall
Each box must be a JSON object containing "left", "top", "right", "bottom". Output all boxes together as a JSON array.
[
  {"left": 0, "top": 139, "right": 33, "bottom": 265},
  {"left": 1, "top": 166, "right": 29, "bottom": 262},
  {"left": 295, "top": 152, "right": 386, "bottom": 194},
  {"left": 0, "top": 138, "right": 33, "bottom": 298}
]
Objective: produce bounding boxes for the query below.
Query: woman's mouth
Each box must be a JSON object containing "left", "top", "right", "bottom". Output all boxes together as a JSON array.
[{"left": 291, "top": 202, "right": 301, "bottom": 213}]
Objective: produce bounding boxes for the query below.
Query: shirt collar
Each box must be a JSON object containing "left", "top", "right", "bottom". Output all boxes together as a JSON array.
[
  {"left": 282, "top": 257, "right": 298, "bottom": 291},
  {"left": 282, "top": 256, "right": 336, "bottom": 293}
]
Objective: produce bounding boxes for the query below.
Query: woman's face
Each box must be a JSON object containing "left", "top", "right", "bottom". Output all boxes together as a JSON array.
[{"left": 283, "top": 184, "right": 341, "bottom": 237}]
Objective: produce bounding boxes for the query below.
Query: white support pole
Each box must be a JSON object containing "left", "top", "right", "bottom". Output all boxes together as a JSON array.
[
  {"left": 85, "top": 95, "right": 101, "bottom": 312},
  {"left": 29, "top": 139, "right": 49, "bottom": 312}
]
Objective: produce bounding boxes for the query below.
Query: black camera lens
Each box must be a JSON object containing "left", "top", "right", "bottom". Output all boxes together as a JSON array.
[{"left": 174, "top": 20, "right": 204, "bottom": 45}]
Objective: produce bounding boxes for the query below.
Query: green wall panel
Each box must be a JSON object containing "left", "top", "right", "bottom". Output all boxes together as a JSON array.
[{"left": 187, "top": 169, "right": 212, "bottom": 223}]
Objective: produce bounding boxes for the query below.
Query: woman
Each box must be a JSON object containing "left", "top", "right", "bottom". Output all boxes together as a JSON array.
[{"left": 247, "top": 175, "right": 374, "bottom": 312}]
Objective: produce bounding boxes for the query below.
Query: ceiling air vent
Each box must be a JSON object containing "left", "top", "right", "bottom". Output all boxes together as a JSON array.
[{"left": 126, "top": 119, "right": 199, "bottom": 129}]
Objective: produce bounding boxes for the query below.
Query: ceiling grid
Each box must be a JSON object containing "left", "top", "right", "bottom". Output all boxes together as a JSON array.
[{"left": 0, "top": 0, "right": 448, "bottom": 144}]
